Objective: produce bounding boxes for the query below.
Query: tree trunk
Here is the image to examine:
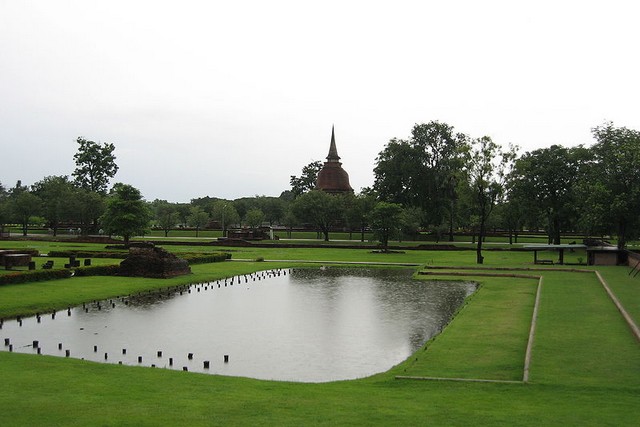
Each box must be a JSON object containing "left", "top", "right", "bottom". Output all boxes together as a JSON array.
[
  {"left": 476, "top": 218, "right": 486, "bottom": 264},
  {"left": 553, "top": 215, "right": 561, "bottom": 245},
  {"left": 448, "top": 201, "right": 455, "bottom": 242},
  {"left": 617, "top": 219, "right": 626, "bottom": 250}
]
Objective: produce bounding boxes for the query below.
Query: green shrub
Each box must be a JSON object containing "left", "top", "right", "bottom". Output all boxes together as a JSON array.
[
  {"left": 0, "top": 269, "right": 71, "bottom": 286},
  {"left": 180, "top": 252, "right": 232, "bottom": 264},
  {"left": 73, "top": 265, "right": 120, "bottom": 277}
]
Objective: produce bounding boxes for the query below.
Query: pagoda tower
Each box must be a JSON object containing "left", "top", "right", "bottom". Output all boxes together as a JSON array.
[{"left": 315, "top": 126, "right": 354, "bottom": 194}]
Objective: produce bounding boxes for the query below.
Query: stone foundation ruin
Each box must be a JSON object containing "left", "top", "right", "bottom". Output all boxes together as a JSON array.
[{"left": 119, "top": 243, "right": 191, "bottom": 278}]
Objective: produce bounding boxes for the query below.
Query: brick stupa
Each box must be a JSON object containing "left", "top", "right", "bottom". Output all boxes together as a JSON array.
[{"left": 315, "top": 126, "right": 354, "bottom": 194}]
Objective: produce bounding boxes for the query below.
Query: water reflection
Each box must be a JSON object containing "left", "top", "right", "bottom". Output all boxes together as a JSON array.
[{"left": 1, "top": 268, "right": 475, "bottom": 382}]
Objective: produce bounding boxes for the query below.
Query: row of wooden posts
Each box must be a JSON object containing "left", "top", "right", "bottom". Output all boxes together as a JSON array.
[
  {"left": 2, "top": 269, "right": 290, "bottom": 372},
  {"left": 4, "top": 337, "right": 230, "bottom": 370}
]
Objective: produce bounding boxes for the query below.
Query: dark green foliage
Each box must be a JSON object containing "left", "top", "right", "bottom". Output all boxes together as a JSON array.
[
  {"left": 290, "top": 160, "right": 322, "bottom": 197},
  {"left": 0, "top": 269, "right": 71, "bottom": 286},
  {"left": 72, "top": 137, "right": 118, "bottom": 194},
  {"left": 73, "top": 264, "right": 120, "bottom": 277},
  {"left": 369, "top": 202, "right": 404, "bottom": 251},
  {"left": 373, "top": 121, "right": 469, "bottom": 234},
  {"left": 180, "top": 252, "right": 231, "bottom": 264},
  {"left": 292, "top": 190, "right": 343, "bottom": 241},
  {"left": 100, "top": 183, "right": 152, "bottom": 244}
]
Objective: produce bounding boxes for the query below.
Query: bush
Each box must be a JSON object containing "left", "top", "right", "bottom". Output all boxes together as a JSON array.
[
  {"left": 73, "top": 265, "right": 120, "bottom": 277},
  {"left": 0, "top": 269, "right": 71, "bottom": 286},
  {"left": 180, "top": 252, "right": 232, "bottom": 264}
]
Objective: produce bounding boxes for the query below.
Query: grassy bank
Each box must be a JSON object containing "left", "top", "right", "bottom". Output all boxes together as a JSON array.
[{"left": 0, "top": 242, "right": 639, "bottom": 425}]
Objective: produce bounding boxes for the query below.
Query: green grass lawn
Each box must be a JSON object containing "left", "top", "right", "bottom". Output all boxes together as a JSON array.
[{"left": 0, "top": 241, "right": 639, "bottom": 425}]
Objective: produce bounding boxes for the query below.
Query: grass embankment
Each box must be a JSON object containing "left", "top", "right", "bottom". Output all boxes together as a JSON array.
[{"left": 0, "top": 243, "right": 639, "bottom": 425}]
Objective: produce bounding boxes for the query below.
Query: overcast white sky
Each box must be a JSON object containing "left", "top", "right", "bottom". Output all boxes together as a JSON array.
[{"left": 1, "top": 0, "right": 638, "bottom": 202}]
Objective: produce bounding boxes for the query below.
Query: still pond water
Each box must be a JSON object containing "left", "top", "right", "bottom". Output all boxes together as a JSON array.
[{"left": 2, "top": 268, "right": 476, "bottom": 382}]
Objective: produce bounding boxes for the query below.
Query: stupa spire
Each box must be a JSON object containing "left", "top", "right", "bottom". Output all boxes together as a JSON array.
[
  {"left": 327, "top": 125, "right": 340, "bottom": 162},
  {"left": 316, "top": 125, "right": 353, "bottom": 194}
]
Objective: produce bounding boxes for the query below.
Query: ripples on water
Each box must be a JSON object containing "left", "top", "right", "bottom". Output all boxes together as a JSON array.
[{"left": 1, "top": 268, "right": 476, "bottom": 382}]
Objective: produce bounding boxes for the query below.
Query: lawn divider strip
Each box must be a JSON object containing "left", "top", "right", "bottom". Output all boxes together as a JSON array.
[
  {"left": 595, "top": 270, "right": 640, "bottom": 343},
  {"left": 523, "top": 276, "right": 543, "bottom": 383}
]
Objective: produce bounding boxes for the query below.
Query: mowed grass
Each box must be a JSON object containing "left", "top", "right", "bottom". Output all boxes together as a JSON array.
[
  {"left": 0, "top": 242, "right": 639, "bottom": 425},
  {"left": 532, "top": 270, "right": 640, "bottom": 388},
  {"left": 399, "top": 276, "right": 538, "bottom": 381}
]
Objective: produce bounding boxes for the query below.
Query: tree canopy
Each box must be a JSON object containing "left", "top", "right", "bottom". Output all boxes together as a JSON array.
[
  {"left": 73, "top": 137, "right": 119, "bottom": 194},
  {"left": 100, "top": 183, "right": 151, "bottom": 244},
  {"left": 290, "top": 161, "right": 322, "bottom": 197}
]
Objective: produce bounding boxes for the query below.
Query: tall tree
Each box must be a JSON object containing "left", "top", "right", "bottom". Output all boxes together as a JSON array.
[
  {"left": 211, "top": 201, "right": 239, "bottom": 236},
  {"left": 152, "top": 200, "right": 178, "bottom": 237},
  {"left": 100, "top": 183, "right": 152, "bottom": 245},
  {"left": 292, "top": 190, "right": 343, "bottom": 241},
  {"left": 245, "top": 208, "right": 265, "bottom": 230},
  {"left": 73, "top": 137, "right": 119, "bottom": 194},
  {"left": 508, "top": 145, "right": 589, "bottom": 244},
  {"left": 369, "top": 202, "right": 404, "bottom": 252},
  {"left": 343, "top": 193, "right": 377, "bottom": 242},
  {"left": 32, "top": 175, "right": 75, "bottom": 236},
  {"left": 290, "top": 160, "right": 322, "bottom": 197},
  {"left": 187, "top": 206, "right": 209, "bottom": 237},
  {"left": 588, "top": 122, "right": 640, "bottom": 249},
  {"left": 72, "top": 188, "right": 105, "bottom": 235},
  {"left": 9, "top": 191, "right": 42, "bottom": 236},
  {"left": 467, "top": 136, "right": 516, "bottom": 264},
  {"left": 373, "top": 121, "right": 469, "bottom": 238},
  {"left": 0, "top": 182, "right": 9, "bottom": 235}
]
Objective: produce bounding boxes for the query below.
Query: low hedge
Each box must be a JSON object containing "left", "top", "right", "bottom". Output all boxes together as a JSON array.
[
  {"left": 181, "top": 252, "right": 232, "bottom": 264},
  {"left": 73, "top": 265, "right": 120, "bottom": 277},
  {"left": 0, "top": 269, "right": 71, "bottom": 286}
]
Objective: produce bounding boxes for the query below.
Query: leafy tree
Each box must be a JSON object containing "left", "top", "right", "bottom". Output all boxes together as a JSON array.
[
  {"left": 245, "top": 208, "right": 265, "bottom": 230},
  {"left": 72, "top": 188, "right": 105, "bottom": 235},
  {"left": 100, "top": 183, "right": 152, "bottom": 245},
  {"left": 72, "top": 137, "right": 118, "bottom": 194},
  {"left": 32, "top": 175, "right": 76, "bottom": 236},
  {"left": 399, "top": 206, "right": 423, "bottom": 241},
  {"left": 152, "top": 200, "right": 178, "bottom": 237},
  {"left": 373, "top": 138, "right": 419, "bottom": 206},
  {"left": 373, "top": 121, "right": 469, "bottom": 238},
  {"left": 467, "top": 136, "right": 516, "bottom": 264},
  {"left": 290, "top": 160, "right": 322, "bottom": 197},
  {"left": 258, "top": 197, "right": 286, "bottom": 226},
  {"left": 282, "top": 209, "right": 299, "bottom": 239},
  {"left": 0, "top": 182, "right": 9, "bottom": 234},
  {"left": 233, "top": 199, "right": 250, "bottom": 224},
  {"left": 508, "top": 145, "right": 589, "bottom": 244},
  {"left": 292, "top": 190, "right": 343, "bottom": 241},
  {"left": 9, "top": 191, "right": 42, "bottom": 236},
  {"left": 587, "top": 122, "right": 640, "bottom": 249},
  {"left": 211, "top": 200, "right": 240, "bottom": 236},
  {"left": 369, "top": 202, "right": 404, "bottom": 252},
  {"left": 343, "top": 193, "right": 377, "bottom": 242},
  {"left": 187, "top": 206, "right": 209, "bottom": 237},
  {"left": 175, "top": 203, "right": 192, "bottom": 228}
]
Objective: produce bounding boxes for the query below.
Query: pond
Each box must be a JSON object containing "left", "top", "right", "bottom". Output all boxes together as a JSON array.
[{"left": 1, "top": 268, "right": 476, "bottom": 382}]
